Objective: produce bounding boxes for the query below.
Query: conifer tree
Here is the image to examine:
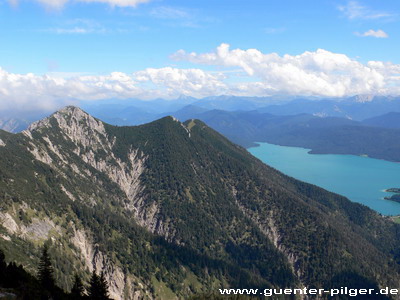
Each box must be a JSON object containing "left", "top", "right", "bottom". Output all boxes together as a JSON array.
[
  {"left": 71, "top": 273, "right": 85, "bottom": 299},
  {"left": 0, "top": 249, "right": 6, "bottom": 284},
  {"left": 88, "top": 270, "right": 100, "bottom": 299},
  {"left": 38, "top": 245, "right": 55, "bottom": 292},
  {"left": 88, "top": 270, "right": 111, "bottom": 300},
  {"left": 98, "top": 272, "right": 110, "bottom": 299}
]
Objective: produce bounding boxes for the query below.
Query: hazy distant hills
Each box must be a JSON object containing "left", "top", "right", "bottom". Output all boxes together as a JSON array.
[
  {"left": 2, "top": 95, "right": 400, "bottom": 130},
  {"left": 0, "top": 111, "right": 49, "bottom": 133},
  {"left": 0, "top": 117, "right": 30, "bottom": 133},
  {"left": 258, "top": 96, "right": 400, "bottom": 120},
  {"left": 170, "top": 107, "right": 400, "bottom": 162},
  {"left": 2, "top": 96, "right": 400, "bottom": 162},
  {"left": 77, "top": 95, "right": 400, "bottom": 125},
  {"left": 1, "top": 106, "right": 399, "bottom": 298},
  {"left": 362, "top": 112, "right": 400, "bottom": 129}
]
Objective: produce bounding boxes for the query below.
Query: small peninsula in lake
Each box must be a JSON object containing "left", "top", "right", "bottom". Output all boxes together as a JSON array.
[{"left": 385, "top": 188, "right": 400, "bottom": 203}]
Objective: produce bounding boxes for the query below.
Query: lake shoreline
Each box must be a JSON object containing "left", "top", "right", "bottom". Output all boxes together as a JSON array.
[{"left": 249, "top": 142, "right": 400, "bottom": 216}]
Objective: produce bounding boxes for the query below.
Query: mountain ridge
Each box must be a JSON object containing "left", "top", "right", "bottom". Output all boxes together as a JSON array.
[
  {"left": 362, "top": 112, "right": 400, "bottom": 129},
  {"left": 170, "top": 107, "right": 400, "bottom": 162}
]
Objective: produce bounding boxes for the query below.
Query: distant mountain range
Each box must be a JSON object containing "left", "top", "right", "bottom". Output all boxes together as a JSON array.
[
  {"left": 0, "top": 106, "right": 399, "bottom": 298},
  {"left": 2, "top": 96, "right": 400, "bottom": 162},
  {"left": 170, "top": 107, "right": 400, "bottom": 162},
  {"left": 259, "top": 96, "right": 400, "bottom": 120},
  {"left": 0, "top": 117, "right": 30, "bottom": 133},
  {"left": 2, "top": 95, "right": 400, "bottom": 131},
  {"left": 362, "top": 112, "right": 400, "bottom": 129}
]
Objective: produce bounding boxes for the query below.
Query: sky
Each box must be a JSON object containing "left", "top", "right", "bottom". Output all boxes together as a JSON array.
[{"left": 0, "top": 0, "right": 399, "bottom": 112}]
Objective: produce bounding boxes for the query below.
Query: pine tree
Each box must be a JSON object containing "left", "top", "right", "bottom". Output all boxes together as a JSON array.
[
  {"left": 88, "top": 270, "right": 111, "bottom": 300},
  {"left": 38, "top": 245, "right": 55, "bottom": 292},
  {"left": 98, "top": 272, "right": 110, "bottom": 300},
  {"left": 71, "top": 273, "right": 85, "bottom": 299},
  {"left": 0, "top": 249, "right": 6, "bottom": 284},
  {"left": 88, "top": 271, "right": 100, "bottom": 299}
]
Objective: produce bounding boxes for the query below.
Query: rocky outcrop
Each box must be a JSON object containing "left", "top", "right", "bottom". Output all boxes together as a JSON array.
[
  {"left": 0, "top": 212, "right": 19, "bottom": 234},
  {"left": 71, "top": 228, "right": 152, "bottom": 300},
  {"left": 0, "top": 211, "right": 61, "bottom": 242},
  {"left": 79, "top": 147, "right": 145, "bottom": 210},
  {"left": 27, "top": 141, "right": 54, "bottom": 165},
  {"left": 60, "top": 184, "right": 76, "bottom": 201},
  {"left": 131, "top": 199, "right": 177, "bottom": 243}
]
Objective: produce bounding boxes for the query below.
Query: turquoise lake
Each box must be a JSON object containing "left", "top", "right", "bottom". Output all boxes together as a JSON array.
[{"left": 248, "top": 142, "right": 400, "bottom": 216}]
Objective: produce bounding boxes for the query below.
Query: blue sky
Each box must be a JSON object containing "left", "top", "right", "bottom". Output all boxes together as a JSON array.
[{"left": 0, "top": 0, "right": 399, "bottom": 112}]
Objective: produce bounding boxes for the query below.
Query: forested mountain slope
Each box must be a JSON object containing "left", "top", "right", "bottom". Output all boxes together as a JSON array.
[{"left": 0, "top": 106, "right": 399, "bottom": 299}]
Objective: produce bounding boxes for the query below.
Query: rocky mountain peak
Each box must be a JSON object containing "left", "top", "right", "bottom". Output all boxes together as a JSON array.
[
  {"left": 354, "top": 94, "right": 375, "bottom": 103},
  {"left": 23, "top": 106, "right": 110, "bottom": 167},
  {"left": 27, "top": 106, "right": 99, "bottom": 132}
]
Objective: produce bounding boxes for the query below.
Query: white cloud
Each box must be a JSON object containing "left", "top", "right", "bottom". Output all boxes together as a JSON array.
[
  {"left": 52, "top": 27, "right": 91, "bottom": 34},
  {"left": 149, "top": 6, "right": 206, "bottom": 28},
  {"left": 1, "top": 45, "right": 400, "bottom": 114},
  {"left": 79, "top": 0, "right": 150, "bottom": 7},
  {"left": 357, "top": 29, "right": 388, "bottom": 38},
  {"left": 150, "top": 6, "right": 191, "bottom": 19},
  {"left": 0, "top": 67, "right": 227, "bottom": 113},
  {"left": 8, "top": 0, "right": 19, "bottom": 7},
  {"left": 338, "top": 1, "right": 393, "bottom": 20},
  {"left": 8, "top": 0, "right": 150, "bottom": 9},
  {"left": 48, "top": 20, "right": 107, "bottom": 34},
  {"left": 0, "top": 69, "right": 140, "bottom": 112},
  {"left": 134, "top": 67, "right": 227, "bottom": 97},
  {"left": 171, "top": 43, "right": 400, "bottom": 97},
  {"left": 35, "top": 0, "right": 68, "bottom": 9}
]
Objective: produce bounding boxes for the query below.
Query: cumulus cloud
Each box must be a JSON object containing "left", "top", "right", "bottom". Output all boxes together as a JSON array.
[
  {"left": 8, "top": 0, "right": 150, "bottom": 9},
  {"left": 171, "top": 43, "right": 400, "bottom": 97},
  {"left": 356, "top": 29, "right": 388, "bottom": 38},
  {"left": 0, "top": 67, "right": 228, "bottom": 113},
  {"left": 338, "top": 1, "right": 393, "bottom": 20},
  {"left": 0, "top": 69, "right": 138, "bottom": 112},
  {"left": 1, "top": 45, "right": 400, "bottom": 114},
  {"left": 135, "top": 67, "right": 226, "bottom": 96}
]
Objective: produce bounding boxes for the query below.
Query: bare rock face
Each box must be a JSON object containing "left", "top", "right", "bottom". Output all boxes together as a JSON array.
[
  {"left": 71, "top": 228, "right": 153, "bottom": 300},
  {"left": 0, "top": 208, "right": 61, "bottom": 244},
  {"left": 0, "top": 212, "right": 19, "bottom": 234},
  {"left": 25, "top": 106, "right": 147, "bottom": 211}
]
